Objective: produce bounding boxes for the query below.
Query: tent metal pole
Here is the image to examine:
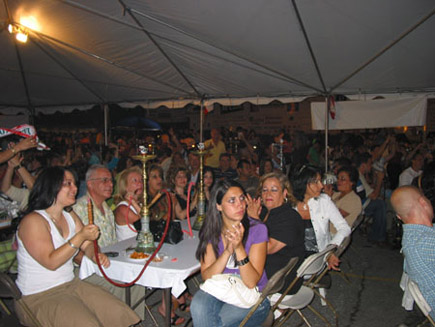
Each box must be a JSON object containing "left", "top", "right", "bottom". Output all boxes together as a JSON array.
[
  {"left": 200, "top": 101, "right": 204, "bottom": 143},
  {"left": 325, "top": 96, "right": 329, "bottom": 173},
  {"left": 103, "top": 104, "right": 109, "bottom": 146}
]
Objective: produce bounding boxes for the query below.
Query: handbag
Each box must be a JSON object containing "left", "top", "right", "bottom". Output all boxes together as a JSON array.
[
  {"left": 200, "top": 274, "right": 261, "bottom": 308},
  {"left": 149, "top": 219, "right": 183, "bottom": 244}
]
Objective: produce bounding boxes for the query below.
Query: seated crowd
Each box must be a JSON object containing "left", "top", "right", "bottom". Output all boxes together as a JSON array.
[{"left": 0, "top": 127, "right": 434, "bottom": 326}]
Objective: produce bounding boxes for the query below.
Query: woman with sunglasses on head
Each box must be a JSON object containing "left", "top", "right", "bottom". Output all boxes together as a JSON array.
[
  {"left": 113, "top": 166, "right": 143, "bottom": 241},
  {"left": 292, "top": 165, "right": 350, "bottom": 270},
  {"left": 15, "top": 166, "right": 140, "bottom": 327},
  {"left": 191, "top": 180, "right": 270, "bottom": 327}
]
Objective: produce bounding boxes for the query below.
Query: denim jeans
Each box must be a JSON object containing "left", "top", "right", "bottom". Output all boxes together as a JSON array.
[
  {"left": 365, "top": 199, "right": 387, "bottom": 242},
  {"left": 191, "top": 289, "right": 270, "bottom": 327}
]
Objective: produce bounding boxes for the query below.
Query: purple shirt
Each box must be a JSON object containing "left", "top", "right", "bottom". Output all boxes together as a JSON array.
[{"left": 217, "top": 218, "right": 269, "bottom": 290}]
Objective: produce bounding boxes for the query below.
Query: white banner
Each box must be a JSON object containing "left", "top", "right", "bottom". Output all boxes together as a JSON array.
[{"left": 311, "top": 97, "right": 427, "bottom": 130}]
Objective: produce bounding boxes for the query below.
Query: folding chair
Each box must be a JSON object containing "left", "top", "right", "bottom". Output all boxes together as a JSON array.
[
  {"left": 407, "top": 279, "right": 435, "bottom": 327},
  {"left": 0, "top": 272, "right": 43, "bottom": 327},
  {"left": 311, "top": 236, "right": 352, "bottom": 288},
  {"left": 272, "top": 244, "right": 337, "bottom": 327},
  {"left": 239, "top": 257, "right": 299, "bottom": 327},
  {"left": 307, "top": 236, "right": 352, "bottom": 326},
  {"left": 351, "top": 214, "right": 365, "bottom": 233}
]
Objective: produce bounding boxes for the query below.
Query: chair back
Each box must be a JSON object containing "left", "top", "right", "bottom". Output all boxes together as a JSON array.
[
  {"left": 351, "top": 214, "right": 365, "bottom": 233},
  {"left": 297, "top": 244, "right": 337, "bottom": 278},
  {"left": 407, "top": 279, "right": 433, "bottom": 322},
  {"left": 262, "top": 257, "right": 299, "bottom": 297},
  {"left": 0, "top": 272, "right": 43, "bottom": 327},
  {"left": 335, "top": 236, "right": 351, "bottom": 258},
  {"left": 0, "top": 272, "right": 21, "bottom": 299}
]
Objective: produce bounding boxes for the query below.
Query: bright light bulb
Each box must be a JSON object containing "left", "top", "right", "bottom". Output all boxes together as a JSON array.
[
  {"left": 20, "top": 16, "right": 39, "bottom": 31},
  {"left": 16, "top": 32, "right": 28, "bottom": 43},
  {"left": 8, "top": 24, "right": 13, "bottom": 34}
]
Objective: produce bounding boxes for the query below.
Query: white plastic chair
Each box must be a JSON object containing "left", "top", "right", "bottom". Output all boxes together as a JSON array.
[
  {"left": 271, "top": 244, "right": 337, "bottom": 327},
  {"left": 407, "top": 279, "right": 435, "bottom": 326},
  {"left": 239, "top": 257, "right": 299, "bottom": 327}
]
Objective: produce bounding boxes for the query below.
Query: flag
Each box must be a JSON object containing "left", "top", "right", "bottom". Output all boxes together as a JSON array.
[
  {"left": 328, "top": 96, "right": 336, "bottom": 120},
  {"left": 204, "top": 104, "right": 213, "bottom": 117},
  {"left": 0, "top": 124, "right": 50, "bottom": 150}
]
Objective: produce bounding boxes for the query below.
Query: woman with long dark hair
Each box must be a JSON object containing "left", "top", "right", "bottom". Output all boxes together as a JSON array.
[
  {"left": 191, "top": 180, "right": 270, "bottom": 327},
  {"left": 15, "top": 166, "right": 140, "bottom": 326},
  {"left": 292, "top": 165, "right": 350, "bottom": 270}
]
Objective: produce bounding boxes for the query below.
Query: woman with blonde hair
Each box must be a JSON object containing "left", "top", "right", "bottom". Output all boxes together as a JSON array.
[
  {"left": 247, "top": 171, "right": 305, "bottom": 304},
  {"left": 113, "top": 166, "right": 143, "bottom": 241}
]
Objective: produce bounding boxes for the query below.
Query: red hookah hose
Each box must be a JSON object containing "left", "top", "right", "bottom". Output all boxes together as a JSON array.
[
  {"left": 183, "top": 182, "right": 195, "bottom": 236},
  {"left": 92, "top": 190, "right": 172, "bottom": 287}
]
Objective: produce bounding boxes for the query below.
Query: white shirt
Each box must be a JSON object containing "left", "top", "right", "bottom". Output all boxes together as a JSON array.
[
  {"left": 298, "top": 194, "right": 351, "bottom": 252},
  {"left": 16, "top": 210, "right": 76, "bottom": 295},
  {"left": 398, "top": 166, "right": 422, "bottom": 187}
]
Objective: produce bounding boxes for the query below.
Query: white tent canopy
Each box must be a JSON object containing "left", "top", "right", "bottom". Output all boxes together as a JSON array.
[{"left": 0, "top": 0, "right": 434, "bottom": 113}]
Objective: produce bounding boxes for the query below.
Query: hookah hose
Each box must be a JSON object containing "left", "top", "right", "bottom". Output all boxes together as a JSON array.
[
  {"left": 92, "top": 190, "right": 172, "bottom": 287},
  {"left": 124, "top": 192, "right": 164, "bottom": 233},
  {"left": 183, "top": 182, "right": 195, "bottom": 236}
]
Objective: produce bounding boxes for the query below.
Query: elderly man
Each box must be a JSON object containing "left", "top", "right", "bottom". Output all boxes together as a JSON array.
[
  {"left": 74, "top": 164, "right": 116, "bottom": 247},
  {"left": 391, "top": 186, "right": 435, "bottom": 319},
  {"left": 73, "top": 165, "right": 146, "bottom": 319}
]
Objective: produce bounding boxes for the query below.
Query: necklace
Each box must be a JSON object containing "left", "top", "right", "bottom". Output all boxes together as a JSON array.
[{"left": 299, "top": 201, "right": 308, "bottom": 211}]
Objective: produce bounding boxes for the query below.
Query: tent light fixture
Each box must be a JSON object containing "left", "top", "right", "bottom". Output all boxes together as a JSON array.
[{"left": 8, "top": 23, "right": 28, "bottom": 43}]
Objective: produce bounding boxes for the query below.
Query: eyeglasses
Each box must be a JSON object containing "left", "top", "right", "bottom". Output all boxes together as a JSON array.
[
  {"left": 338, "top": 177, "right": 349, "bottom": 182},
  {"left": 262, "top": 187, "right": 280, "bottom": 193},
  {"left": 309, "top": 179, "right": 322, "bottom": 184},
  {"left": 88, "top": 177, "right": 113, "bottom": 184}
]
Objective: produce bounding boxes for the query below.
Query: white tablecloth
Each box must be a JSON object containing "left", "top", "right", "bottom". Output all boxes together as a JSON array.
[{"left": 79, "top": 229, "right": 200, "bottom": 297}]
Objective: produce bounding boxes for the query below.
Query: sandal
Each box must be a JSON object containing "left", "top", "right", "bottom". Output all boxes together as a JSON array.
[
  {"left": 170, "top": 313, "right": 185, "bottom": 326},
  {"left": 158, "top": 307, "right": 185, "bottom": 326}
]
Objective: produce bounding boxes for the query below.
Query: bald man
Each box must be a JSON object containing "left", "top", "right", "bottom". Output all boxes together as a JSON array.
[{"left": 391, "top": 186, "right": 435, "bottom": 318}]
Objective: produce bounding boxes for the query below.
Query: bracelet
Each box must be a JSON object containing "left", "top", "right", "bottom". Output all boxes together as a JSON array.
[
  {"left": 67, "top": 240, "right": 79, "bottom": 250},
  {"left": 236, "top": 256, "right": 250, "bottom": 267},
  {"left": 10, "top": 147, "right": 16, "bottom": 155}
]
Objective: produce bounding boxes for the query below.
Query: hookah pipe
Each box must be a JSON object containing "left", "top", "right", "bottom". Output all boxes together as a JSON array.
[
  {"left": 124, "top": 192, "right": 163, "bottom": 233},
  {"left": 183, "top": 182, "right": 195, "bottom": 237},
  {"left": 90, "top": 191, "right": 172, "bottom": 287}
]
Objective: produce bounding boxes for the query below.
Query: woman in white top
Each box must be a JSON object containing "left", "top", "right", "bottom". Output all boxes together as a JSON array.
[
  {"left": 16, "top": 166, "right": 140, "bottom": 327},
  {"left": 291, "top": 165, "right": 351, "bottom": 270},
  {"left": 113, "top": 166, "right": 143, "bottom": 241}
]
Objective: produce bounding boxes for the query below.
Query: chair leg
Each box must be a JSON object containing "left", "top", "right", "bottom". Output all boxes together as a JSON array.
[
  {"left": 318, "top": 288, "right": 327, "bottom": 306},
  {"left": 0, "top": 298, "right": 12, "bottom": 315},
  {"left": 239, "top": 301, "right": 262, "bottom": 327},
  {"left": 296, "top": 310, "right": 313, "bottom": 327},
  {"left": 307, "top": 305, "right": 332, "bottom": 327},
  {"left": 312, "top": 289, "right": 338, "bottom": 327},
  {"left": 273, "top": 309, "right": 294, "bottom": 327},
  {"left": 337, "top": 270, "right": 351, "bottom": 284}
]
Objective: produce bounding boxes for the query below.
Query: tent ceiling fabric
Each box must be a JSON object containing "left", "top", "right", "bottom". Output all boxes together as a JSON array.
[{"left": 0, "top": 0, "right": 434, "bottom": 111}]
